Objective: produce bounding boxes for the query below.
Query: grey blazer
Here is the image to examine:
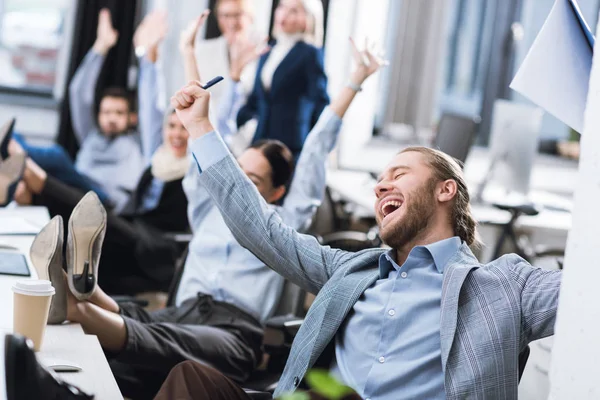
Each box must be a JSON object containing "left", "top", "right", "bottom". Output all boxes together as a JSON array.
[{"left": 197, "top": 153, "right": 562, "bottom": 399}]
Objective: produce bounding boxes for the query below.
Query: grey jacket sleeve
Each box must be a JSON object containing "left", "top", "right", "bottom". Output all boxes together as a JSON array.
[
  {"left": 513, "top": 261, "right": 562, "bottom": 342},
  {"left": 191, "top": 132, "right": 344, "bottom": 294},
  {"left": 69, "top": 49, "right": 105, "bottom": 144}
]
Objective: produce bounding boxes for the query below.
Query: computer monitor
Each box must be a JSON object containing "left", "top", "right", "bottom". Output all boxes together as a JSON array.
[
  {"left": 433, "top": 112, "right": 481, "bottom": 164},
  {"left": 482, "top": 99, "right": 543, "bottom": 197}
]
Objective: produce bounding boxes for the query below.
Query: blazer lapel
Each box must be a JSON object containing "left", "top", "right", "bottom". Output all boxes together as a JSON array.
[
  {"left": 133, "top": 167, "right": 153, "bottom": 209},
  {"left": 270, "top": 42, "right": 304, "bottom": 97},
  {"left": 439, "top": 244, "right": 480, "bottom": 372},
  {"left": 255, "top": 51, "right": 270, "bottom": 98},
  {"left": 308, "top": 267, "right": 380, "bottom": 366}
]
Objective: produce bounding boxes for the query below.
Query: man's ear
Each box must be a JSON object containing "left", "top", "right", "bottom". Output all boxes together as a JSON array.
[
  {"left": 269, "top": 185, "right": 287, "bottom": 204},
  {"left": 437, "top": 179, "right": 457, "bottom": 203}
]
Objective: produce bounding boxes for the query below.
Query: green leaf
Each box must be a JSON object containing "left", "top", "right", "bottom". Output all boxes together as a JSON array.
[
  {"left": 305, "top": 369, "right": 354, "bottom": 399},
  {"left": 277, "top": 392, "right": 311, "bottom": 400}
]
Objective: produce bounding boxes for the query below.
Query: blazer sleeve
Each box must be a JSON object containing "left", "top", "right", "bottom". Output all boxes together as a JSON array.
[
  {"left": 190, "top": 132, "right": 345, "bottom": 294},
  {"left": 236, "top": 60, "right": 263, "bottom": 128},
  {"left": 511, "top": 260, "right": 562, "bottom": 343},
  {"left": 306, "top": 47, "right": 330, "bottom": 128}
]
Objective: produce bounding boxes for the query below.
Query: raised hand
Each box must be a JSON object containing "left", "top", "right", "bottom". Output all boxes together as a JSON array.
[
  {"left": 93, "top": 9, "right": 119, "bottom": 56},
  {"left": 180, "top": 10, "right": 210, "bottom": 54},
  {"left": 349, "top": 37, "right": 389, "bottom": 85},
  {"left": 229, "top": 34, "right": 269, "bottom": 82},
  {"left": 171, "top": 81, "right": 213, "bottom": 138},
  {"left": 133, "top": 10, "right": 169, "bottom": 54}
]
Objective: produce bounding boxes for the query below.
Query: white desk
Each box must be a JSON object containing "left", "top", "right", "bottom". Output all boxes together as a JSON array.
[
  {"left": 40, "top": 326, "right": 122, "bottom": 399},
  {"left": 0, "top": 206, "right": 122, "bottom": 399}
]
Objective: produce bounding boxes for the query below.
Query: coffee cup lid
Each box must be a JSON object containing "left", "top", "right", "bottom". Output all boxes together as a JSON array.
[{"left": 12, "top": 280, "right": 55, "bottom": 296}]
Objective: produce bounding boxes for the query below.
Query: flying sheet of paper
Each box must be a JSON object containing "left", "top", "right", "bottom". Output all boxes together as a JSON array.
[{"left": 510, "top": 0, "right": 594, "bottom": 134}]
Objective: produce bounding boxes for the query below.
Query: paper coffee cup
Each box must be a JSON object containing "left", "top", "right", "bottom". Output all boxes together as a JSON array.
[{"left": 12, "top": 280, "right": 55, "bottom": 351}]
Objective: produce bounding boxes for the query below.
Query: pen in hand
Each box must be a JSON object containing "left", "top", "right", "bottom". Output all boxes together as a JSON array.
[{"left": 202, "top": 76, "right": 224, "bottom": 90}]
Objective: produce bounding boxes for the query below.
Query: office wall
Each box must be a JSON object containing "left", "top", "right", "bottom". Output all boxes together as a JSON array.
[{"left": 380, "top": 0, "right": 449, "bottom": 133}]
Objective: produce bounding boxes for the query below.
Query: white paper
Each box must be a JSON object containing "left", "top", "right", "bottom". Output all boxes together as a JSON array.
[
  {"left": 0, "top": 216, "right": 43, "bottom": 235},
  {"left": 510, "top": 0, "right": 593, "bottom": 134}
]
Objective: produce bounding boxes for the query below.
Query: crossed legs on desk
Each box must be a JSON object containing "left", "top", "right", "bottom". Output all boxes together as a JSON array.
[{"left": 67, "top": 287, "right": 261, "bottom": 399}]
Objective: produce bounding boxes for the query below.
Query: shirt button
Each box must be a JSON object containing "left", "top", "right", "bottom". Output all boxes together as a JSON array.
[
  {"left": 379, "top": 356, "right": 385, "bottom": 363},
  {"left": 388, "top": 309, "right": 395, "bottom": 316},
  {"left": 400, "top": 271, "right": 408, "bottom": 278}
]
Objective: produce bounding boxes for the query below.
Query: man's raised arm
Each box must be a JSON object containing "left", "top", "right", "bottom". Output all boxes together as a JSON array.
[{"left": 69, "top": 9, "right": 118, "bottom": 143}]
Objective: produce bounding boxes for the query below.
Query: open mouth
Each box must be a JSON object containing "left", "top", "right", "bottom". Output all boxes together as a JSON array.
[{"left": 381, "top": 199, "right": 403, "bottom": 218}]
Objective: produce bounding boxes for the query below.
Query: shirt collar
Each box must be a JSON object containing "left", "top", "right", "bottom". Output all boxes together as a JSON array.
[
  {"left": 378, "top": 236, "right": 462, "bottom": 278},
  {"left": 273, "top": 32, "right": 304, "bottom": 48},
  {"left": 425, "top": 236, "right": 462, "bottom": 273}
]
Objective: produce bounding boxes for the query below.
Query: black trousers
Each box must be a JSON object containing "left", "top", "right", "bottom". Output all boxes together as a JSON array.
[
  {"left": 111, "top": 294, "right": 264, "bottom": 400},
  {"left": 36, "top": 176, "right": 178, "bottom": 294}
]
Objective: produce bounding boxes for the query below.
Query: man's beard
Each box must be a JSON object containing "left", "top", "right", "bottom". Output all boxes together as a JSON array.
[
  {"left": 379, "top": 179, "right": 437, "bottom": 250},
  {"left": 102, "top": 122, "right": 128, "bottom": 137}
]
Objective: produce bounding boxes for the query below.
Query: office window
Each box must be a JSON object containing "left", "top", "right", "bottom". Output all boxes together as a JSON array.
[
  {"left": 437, "top": 0, "right": 495, "bottom": 118},
  {"left": 0, "top": 0, "right": 74, "bottom": 95}
]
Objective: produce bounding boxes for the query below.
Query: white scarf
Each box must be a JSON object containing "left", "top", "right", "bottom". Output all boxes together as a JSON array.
[{"left": 151, "top": 145, "right": 190, "bottom": 182}]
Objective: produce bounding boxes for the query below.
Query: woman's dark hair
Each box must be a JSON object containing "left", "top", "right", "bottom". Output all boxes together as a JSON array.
[{"left": 250, "top": 139, "right": 295, "bottom": 188}]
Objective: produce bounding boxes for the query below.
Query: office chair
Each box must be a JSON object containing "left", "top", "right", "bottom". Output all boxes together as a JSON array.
[
  {"left": 308, "top": 186, "right": 381, "bottom": 252},
  {"left": 243, "top": 279, "right": 306, "bottom": 395},
  {"left": 112, "top": 233, "right": 191, "bottom": 308},
  {"left": 433, "top": 112, "right": 481, "bottom": 164}
]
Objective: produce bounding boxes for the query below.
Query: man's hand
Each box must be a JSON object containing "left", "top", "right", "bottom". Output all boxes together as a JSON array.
[
  {"left": 171, "top": 81, "right": 214, "bottom": 139},
  {"left": 349, "top": 37, "right": 389, "bottom": 86},
  {"left": 179, "top": 10, "right": 210, "bottom": 54},
  {"left": 133, "top": 10, "right": 168, "bottom": 62},
  {"left": 93, "top": 9, "right": 119, "bottom": 56},
  {"left": 229, "top": 34, "right": 269, "bottom": 82}
]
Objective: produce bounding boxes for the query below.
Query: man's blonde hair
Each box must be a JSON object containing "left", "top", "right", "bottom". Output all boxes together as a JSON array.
[{"left": 400, "top": 146, "right": 480, "bottom": 247}]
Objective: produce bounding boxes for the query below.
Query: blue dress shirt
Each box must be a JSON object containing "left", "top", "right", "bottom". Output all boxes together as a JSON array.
[
  {"left": 177, "top": 107, "right": 342, "bottom": 322},
  {"left": 331, "top": 236, "right": 462, "bottom": 399}
]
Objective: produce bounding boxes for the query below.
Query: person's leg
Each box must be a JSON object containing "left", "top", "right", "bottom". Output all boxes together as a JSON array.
[
  {"left": 10, "top": 138, "right": 110, "bottom": 203},
  {"left": 154, "top": 361, "right": 253, "bottom": 400},
  {"left": 20, "top": 158, "right": 139, "bottom": 246},
  {"left": 108, "top": 320, "right": 257, "bottom": 399},
  {"left": 69, "top": 286, "right": 260, "bottom": 398},
  {"left": 66, "top": 290, "right": 127, "bottom": 353}
]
